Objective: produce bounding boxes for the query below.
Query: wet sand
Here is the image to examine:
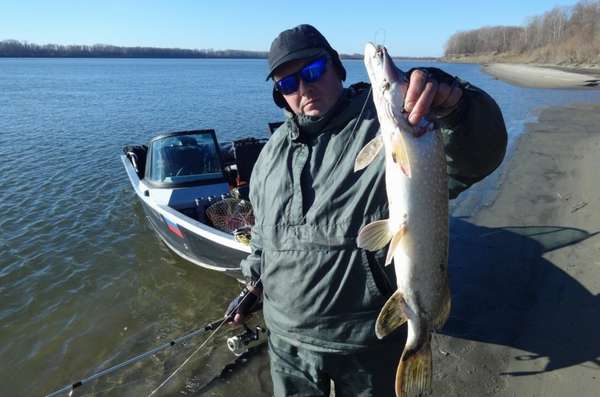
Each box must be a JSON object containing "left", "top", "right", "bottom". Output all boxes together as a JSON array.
[
  {"left": 202, "top": 103, "right": 600, "bottom": 396},
  {"left": 433, "top": 102, "right": 600, "bottom": 396},
  {"left": 483, "top": 63, "right": 600, "bottom": 89}
]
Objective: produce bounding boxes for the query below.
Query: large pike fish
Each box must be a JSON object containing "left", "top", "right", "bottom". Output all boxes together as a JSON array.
[{"left": 355, "top": 43, "right": 451, "bottom": 397}]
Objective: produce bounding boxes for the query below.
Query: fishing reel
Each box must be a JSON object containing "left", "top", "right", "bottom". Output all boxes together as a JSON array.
[{"left": 226, "top": 324, "right": 265, "bottom": 356}]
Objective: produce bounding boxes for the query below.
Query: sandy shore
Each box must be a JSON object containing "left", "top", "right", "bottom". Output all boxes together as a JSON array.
[
  {"left": 433, "top": 102, "right": 600, "bottom": 396},
  {"left": 200, "top": 103, "right": 600, "bottom": 396},
  {"left": 483, "top": 63, "right": 600, "bottom": 89}
]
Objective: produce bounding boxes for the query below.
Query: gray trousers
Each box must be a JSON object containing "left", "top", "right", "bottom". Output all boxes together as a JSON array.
[{"left": 268, "top": 334, "right": 403, "bottom": 397}]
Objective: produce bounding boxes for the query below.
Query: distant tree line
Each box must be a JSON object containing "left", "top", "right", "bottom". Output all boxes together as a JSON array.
[
  {"left": 444, "top": 0, "right": 600, "bottom": 64},
  {"left": 0, "top": 40, "right": 439, "bottom": 60},
  {"left": 0, "top": 40, "right": 268, "bottom": 58}
]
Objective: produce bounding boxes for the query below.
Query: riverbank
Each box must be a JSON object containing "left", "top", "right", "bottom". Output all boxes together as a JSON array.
[
  {"left": 443, "top": 54, "right": 600, "bottom": 89},
  {"left": 432, "top": 102, "right": 600, "bottom": 396},
  {"left": 445, "top": 53, "right": 600, "bottom": 73},
  {"left": 482, "top": 63, "right": 600, "bottom": 89}
]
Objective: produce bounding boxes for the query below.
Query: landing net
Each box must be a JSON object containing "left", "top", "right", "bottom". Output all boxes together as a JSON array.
[{"left": 205, "top": 198, "right": 254, "bottom": 234}]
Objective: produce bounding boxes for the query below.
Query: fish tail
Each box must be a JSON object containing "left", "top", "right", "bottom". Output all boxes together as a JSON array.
[{"left": 396, "top": 333, "right": 432, "bottom": 397}]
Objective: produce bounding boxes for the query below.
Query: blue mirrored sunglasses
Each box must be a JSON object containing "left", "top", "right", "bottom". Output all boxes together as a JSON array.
[{"left": 275, "top": 57, "right": 327, "bottom": 95}]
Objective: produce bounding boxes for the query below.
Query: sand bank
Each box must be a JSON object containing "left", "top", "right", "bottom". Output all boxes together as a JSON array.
[
  {"left": 433, "top": 102, "right": 600, "bottom": 396},
  {"left": 483, "top": 63, "right": 600, "bottom": 89}
]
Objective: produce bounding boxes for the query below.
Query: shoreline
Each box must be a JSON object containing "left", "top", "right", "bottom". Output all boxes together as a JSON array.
[
  {"left": 481, "top": 63, "right": 600, "bottom": 89},
  {"left": 432, "top": 102, "right": 600, "bottom": 396}
]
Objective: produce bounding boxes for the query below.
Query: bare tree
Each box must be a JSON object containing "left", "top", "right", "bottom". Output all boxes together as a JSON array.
[{"left": 444, "top": 0, "right": 600, "bottom": 64}]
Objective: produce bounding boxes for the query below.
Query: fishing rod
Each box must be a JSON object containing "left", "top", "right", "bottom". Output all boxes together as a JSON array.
[
  {"left": 44, "top": 319, "right": 264, "bottom": 397},
  {"left": 146, "top": 281, "right": 264, "bottom": 396},
  {"left": 44, "top": 317, "right": 227, "bottom": 397},
  {"left": 45, "top": 282, "right": 264, "bottom": 397}
]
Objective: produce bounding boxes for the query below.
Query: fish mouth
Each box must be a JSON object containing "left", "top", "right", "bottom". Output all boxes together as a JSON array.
[
  {"left": 366, "top": 43, "right": 387, "bottom": 64},
  {"left": 365, "top": 43, "right": 396, "bottom": 98},
  {"left": 364, "top": 42, "right": 384, "bottom": 65}
]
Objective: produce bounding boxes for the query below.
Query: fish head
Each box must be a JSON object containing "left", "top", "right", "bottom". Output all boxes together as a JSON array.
[
  {"left": 364, "top": 43, "right": 399, "bottom": 83},
  {"left": 364, "top": 43, "right": 410, "bottom": 132}
]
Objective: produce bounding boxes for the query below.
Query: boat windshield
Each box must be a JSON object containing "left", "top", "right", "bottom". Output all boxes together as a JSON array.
[{"left": 147, "top": 133, "right": 224, "bottom": 185}]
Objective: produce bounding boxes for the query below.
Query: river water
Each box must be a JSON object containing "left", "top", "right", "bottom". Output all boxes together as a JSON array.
[{"left": 1, "top": 58, "right": 600, "bottom": 396}]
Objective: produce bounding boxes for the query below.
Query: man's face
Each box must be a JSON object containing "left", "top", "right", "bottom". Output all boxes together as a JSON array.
[{"left": 273, "top": 57, "right": 343, "bottom": 117}]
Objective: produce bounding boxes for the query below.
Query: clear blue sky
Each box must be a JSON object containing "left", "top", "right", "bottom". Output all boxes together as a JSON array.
[{"left": 1, "top": 0, "right": 578, "bottom": 57}]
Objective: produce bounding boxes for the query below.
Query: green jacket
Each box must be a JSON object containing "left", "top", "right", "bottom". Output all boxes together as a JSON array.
[{"left": 241, "top": 81, "right": 507, "bottom": 351}]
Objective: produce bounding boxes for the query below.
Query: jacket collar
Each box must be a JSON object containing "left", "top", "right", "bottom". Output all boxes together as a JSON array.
[{"left": 285, "top": 86, "right": 370, "bottom": 142}]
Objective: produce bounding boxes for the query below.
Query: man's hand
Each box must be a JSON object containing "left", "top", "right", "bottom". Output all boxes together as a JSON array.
[
  {"left": 225, "top": 284, "right": 262, "bottom": 326},
  {"left": 404, "top": 68, "right": 463, "bottom": 133}
]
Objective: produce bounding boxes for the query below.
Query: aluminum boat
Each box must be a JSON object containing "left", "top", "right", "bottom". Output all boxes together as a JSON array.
[{"left": 121, "top": 127, "right": 275, "bottom": 279}]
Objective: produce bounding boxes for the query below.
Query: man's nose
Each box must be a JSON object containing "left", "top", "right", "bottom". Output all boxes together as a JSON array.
[{"left": 297, "top": 78, "right": 313, "bottom": 95}]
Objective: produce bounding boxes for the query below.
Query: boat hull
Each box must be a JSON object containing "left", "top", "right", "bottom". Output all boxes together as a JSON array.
[
  {"left": 141, "top": 199, "right": 246, "bottom": 278},
  {"left": 121, "top": 154, "right": 250, "bottom": 280}
]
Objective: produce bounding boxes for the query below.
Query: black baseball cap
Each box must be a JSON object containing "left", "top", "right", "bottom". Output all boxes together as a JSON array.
[{"left": 267, "top": 24, "right": 347, "bottom": 108}]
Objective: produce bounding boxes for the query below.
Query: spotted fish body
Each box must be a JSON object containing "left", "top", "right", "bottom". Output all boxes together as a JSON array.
[{"left": 355, "top": 43, "right": 451, "bottom": 397}]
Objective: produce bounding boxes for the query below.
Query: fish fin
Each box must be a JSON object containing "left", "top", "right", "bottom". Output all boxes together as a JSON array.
[
  {"left": 354, "top": 134, "right": 384, "bottom": 172},
  {"left": 434, "top": 284, "right": 452, "bottom": 330},
  {"left": 385, "top": 223, "right": 407, "bottom": 266},
  {"left": 391, "top": 132, "right": 411, "bottom": 178},
  {"left": 357, "top": 219, "right": 393, "bottom": 251},
  {"left": 375, "top": 290, "right": 408, "bottom": 339},
  {"left": 396, "top": 337, "right": 432, "bottom": 397}
]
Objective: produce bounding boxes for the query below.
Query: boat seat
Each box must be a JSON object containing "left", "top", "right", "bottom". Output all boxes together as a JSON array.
[
  {"left": 123, "top": 144, "right": 147, "bottom": 178},
  {"left": 233, "top": 138, "right": 266, "bottom": 185}
]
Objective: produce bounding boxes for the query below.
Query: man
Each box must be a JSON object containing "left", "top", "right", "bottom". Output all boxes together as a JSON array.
[{"left": 229, "top": 24, "right": 507, "bottom": 396}]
